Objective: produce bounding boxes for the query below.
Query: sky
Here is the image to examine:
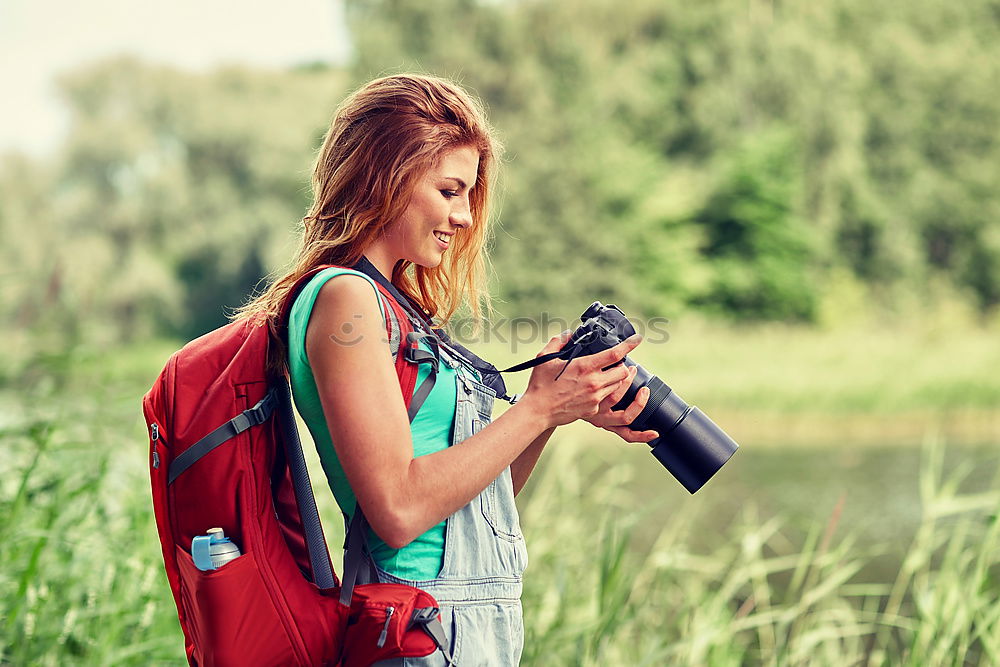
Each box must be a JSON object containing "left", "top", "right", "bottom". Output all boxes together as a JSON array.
[{"left": 0, "top": 0, "right": 349, "bottom": 157}]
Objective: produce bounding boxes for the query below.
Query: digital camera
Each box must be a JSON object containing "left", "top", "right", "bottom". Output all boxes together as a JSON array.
[{"left": 564, "top": 302, "right": 739, "bottom": 493}]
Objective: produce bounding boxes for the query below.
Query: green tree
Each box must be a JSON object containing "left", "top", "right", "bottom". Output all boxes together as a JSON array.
[
  {"left": 5, "top": 58, "right": 349, "bottom": 344},
  {"left": 5, "top": 0, "right": 1000, "bottom": 355},
  {"left": 691, "top": 131, "right": 816, "bottom": 321}
]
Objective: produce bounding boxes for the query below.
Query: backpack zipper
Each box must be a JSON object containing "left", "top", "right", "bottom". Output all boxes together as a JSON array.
[
  {"left": 150, "top": 422, "right": 160, "bottom": 469},
  {"left": 376, "top": 606, "right": 395, "bottom": 648}
]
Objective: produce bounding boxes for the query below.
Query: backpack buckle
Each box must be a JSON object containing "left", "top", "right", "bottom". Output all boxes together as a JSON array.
[
  {"left": 232, "top": 389, "right": 277, "bottom": 432},
  {"left": 404, "top": 332, "right": 439, "bottom": 371}
]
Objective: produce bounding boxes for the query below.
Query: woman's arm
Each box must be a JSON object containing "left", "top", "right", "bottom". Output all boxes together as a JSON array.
[
  {"left": 513, "top": 366, "right": 659, "bottom": 497},
  {"left": 307, "top": 275, "right": 640, "bottom": 549},
  {"left": 510, "top": 426, "right": 555, "bottom": 497}
]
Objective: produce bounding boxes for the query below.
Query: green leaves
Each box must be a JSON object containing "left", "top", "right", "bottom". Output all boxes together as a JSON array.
[{"left": 4, "top": 0, "right": 1000, "bottom": 351}]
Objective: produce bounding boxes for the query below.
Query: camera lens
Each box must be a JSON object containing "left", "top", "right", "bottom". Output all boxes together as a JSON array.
[
  {"left": 649, "top": 408, "right": 738, "bottom": 493},
  {"left": 577, "top": 302, "right": 739, "bottom": 494},
  {"left": 612, "top": 363, "right": 738, "bottom": 493}
]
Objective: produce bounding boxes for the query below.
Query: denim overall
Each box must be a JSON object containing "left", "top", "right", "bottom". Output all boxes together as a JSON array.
[{"left": 362, "top": 343, "right": 529, "bottom": 666}]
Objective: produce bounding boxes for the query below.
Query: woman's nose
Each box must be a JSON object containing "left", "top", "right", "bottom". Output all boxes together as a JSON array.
[{"left": 450, "top": 200, "right": 473, "bottom": 229}]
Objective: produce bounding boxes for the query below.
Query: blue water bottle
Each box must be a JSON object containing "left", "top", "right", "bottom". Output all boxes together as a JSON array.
[{"left": 192, "top": 527, "right": 242, "bottom": 571}]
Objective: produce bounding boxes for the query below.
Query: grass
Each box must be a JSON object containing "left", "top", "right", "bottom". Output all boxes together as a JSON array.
[
  {"left": 515, "top": 434, "right": 1000, "bottom": 665},
  {"left": 1, "top": 396, "right": 180, "bottom": 664},
  {"left": 1, "top": 320, "right": 998, "bottom": 665}
]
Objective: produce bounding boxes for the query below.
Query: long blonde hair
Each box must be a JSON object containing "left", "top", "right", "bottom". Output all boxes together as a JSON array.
[{"left": 236, "top": 74, "right": 500, "bottom": 373}]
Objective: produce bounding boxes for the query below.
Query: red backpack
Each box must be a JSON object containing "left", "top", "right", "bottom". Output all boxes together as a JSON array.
[{"left": 142, "top": 265, "right": 452, "bottom": 666}]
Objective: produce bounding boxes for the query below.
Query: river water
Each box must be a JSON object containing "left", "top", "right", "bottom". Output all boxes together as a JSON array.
[{"left": 623, "top": 439, "right": 1000, "bottom": 582}]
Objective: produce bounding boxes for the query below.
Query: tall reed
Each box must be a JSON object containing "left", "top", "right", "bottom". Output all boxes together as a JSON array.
[
  {"left": 518, "top": 434, "right": 1000, "bottom": 665},
  {"left": 1, "top": 360, "right": 996, "bottom": 664}
]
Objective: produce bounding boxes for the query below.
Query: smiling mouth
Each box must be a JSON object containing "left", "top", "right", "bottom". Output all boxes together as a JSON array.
[{"left": 433, "top": 231, "right": 451, "bottom": 246}]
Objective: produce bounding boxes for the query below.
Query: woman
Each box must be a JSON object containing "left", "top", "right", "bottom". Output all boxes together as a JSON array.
[{"left": 245, "top": 74, "right": 658, "bottom": 665}]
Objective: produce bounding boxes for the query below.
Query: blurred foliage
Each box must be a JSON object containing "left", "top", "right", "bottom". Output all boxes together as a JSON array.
[
  {"left": 2, "top": 60, "right": 346, "bottom": 349},
  {"left": 4, "top": 360, "right": 998, "bottom": 664},
  {"left": 2, "top": 0, "right": 1000, "bottom": 354},
  {"left": 346, "top": 0, "right": 1000, "bottom": 322}
]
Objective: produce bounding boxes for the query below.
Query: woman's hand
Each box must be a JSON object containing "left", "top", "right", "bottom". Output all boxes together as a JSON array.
[
  {"left": 518, "top": 331, "right": 645, "bottom": 429},
  {"left": 583, "top": 364, "right": 660, "bottom": 444}
]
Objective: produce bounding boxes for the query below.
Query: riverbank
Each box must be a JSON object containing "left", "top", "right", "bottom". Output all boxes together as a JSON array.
[{"left": 1, "top": 319, "right": 997, "bottom": 664}]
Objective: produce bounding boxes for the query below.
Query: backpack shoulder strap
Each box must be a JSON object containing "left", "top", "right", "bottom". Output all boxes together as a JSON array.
[
  {"left": 371, "top": 282, "right": 422, "bottom": 411},
  {"left": 380, "top": 290, "right": 401, "bottom": 363}
]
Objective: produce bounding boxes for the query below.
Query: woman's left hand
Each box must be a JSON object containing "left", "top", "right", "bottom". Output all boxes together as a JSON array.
[{"left": 584, "top": 365, "right": 660, "bottom": 444}]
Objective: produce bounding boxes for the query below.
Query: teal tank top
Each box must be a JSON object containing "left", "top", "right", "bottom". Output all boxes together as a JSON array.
[{"left": 287, "top": 267, "right": 457, "bottom": 580}]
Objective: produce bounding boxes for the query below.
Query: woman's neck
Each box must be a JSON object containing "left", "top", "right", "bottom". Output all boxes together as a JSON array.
[{"left": 361, "top": 244, "right": 397, "bottom": 280}]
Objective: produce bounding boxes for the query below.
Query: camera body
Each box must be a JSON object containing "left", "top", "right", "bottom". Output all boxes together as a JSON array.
[{"left": 566, "top": 302, "right": 739, "bottom": 494}]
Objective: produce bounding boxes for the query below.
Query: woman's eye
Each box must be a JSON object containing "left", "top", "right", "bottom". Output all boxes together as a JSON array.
[{"left": 440, "top": 189, "right": 458, "bottom": 199}]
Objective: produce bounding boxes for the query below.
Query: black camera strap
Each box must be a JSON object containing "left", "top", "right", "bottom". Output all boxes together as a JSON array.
[
  {"left": 350, "top": 256, "right": 593, "bottom": 400},
  {"left": 497, "top": 330, "right": 602, "bottom": 379},
  {"left": 351, "top": 257, "right": 519, "bottom": 402}
]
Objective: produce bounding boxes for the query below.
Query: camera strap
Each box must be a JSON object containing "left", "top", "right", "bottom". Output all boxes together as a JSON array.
[
  {"left": 496, "top": 330, "right": 600, "bottom": 380},
  {"left": 350, "top": 257, "right": 598, "bottom": 401},
  {"left": 352, "top": 257, "right": 520, "bottom": 402}
]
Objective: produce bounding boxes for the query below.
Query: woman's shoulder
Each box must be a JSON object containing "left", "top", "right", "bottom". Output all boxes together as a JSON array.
[
  {"left": 306, "top": 269, "right": 395, "bottom": 360},
  {"left": 313, "top": 267, "right": 379, "bottom": 299},
  {"left": 303, "top": 266, "right": 380, "bottom": 302},
  {"left": 292, "top": 267, "right": 386, "bottom": 329}
]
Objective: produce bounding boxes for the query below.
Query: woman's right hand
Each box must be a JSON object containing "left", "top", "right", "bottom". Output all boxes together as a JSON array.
[{"left": 518, "top": 331, "right": 643, "bottom": 429}]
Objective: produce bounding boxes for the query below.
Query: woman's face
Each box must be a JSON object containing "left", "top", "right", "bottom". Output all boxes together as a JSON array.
[{"left": 387, "top": 145, "right": 480, "bottom": 269}]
